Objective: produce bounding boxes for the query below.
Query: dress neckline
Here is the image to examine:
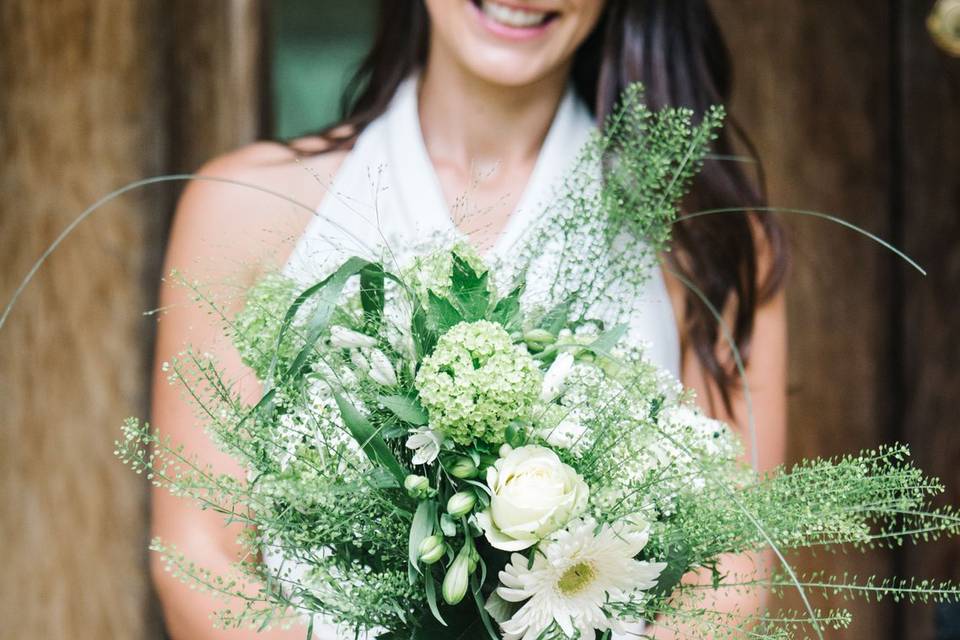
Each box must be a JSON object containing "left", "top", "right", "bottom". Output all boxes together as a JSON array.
[{"left": 383, "top": 75, "right": 593, "bottom": 258}]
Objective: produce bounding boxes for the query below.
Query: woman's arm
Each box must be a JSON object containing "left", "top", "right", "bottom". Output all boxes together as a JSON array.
[
  {"left": 650, "top": 257, "right": 788, "bottom": 637},
  {"left": 150, "top": 141, "right": 345, "bottom": 639}
]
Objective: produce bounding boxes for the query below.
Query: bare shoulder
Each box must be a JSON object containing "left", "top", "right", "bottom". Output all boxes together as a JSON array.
[{"left": 166, "top": 137, "right": 352, "bottom": 283}]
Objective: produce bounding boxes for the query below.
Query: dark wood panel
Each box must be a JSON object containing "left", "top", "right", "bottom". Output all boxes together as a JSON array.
[
  {"left": 898, "top": 1, "right": 960, "bottom": 638},
  {"left": 711, "top": 1, "right": 896, "bottom": 637}
]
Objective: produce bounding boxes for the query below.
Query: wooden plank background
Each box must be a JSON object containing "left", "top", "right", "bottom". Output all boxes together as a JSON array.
[
  {"left": 0, "top": 1, "right": 265, "bottom": 638},
  {"left": 712, "top": 2, "right": 897, "bottom": 637},
  {"left": 1, "top": 1, "right": 956, "bottom": 639},
  {"left": 899, "top": 1, "right": 960, "bottom": 638}
]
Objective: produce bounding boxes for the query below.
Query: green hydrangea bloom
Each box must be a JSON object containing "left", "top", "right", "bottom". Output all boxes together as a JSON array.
[
  {"left": 232, "top": 272, "right": 299, "bottom": 378},
  {"left": 402, "top": 243, "right": 493, "bottom": 305},
  {"left": 415, "top": 320, "right": 541, "bottom": 445}
]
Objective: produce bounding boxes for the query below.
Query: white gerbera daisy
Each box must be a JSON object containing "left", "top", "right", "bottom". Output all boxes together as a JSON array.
[{"left": 495, "top": 517, "right": 666, "bottom": 640}]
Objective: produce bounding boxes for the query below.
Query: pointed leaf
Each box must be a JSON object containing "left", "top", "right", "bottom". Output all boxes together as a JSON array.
[
  {"left": 489, "top": 284, "right": 524, "bottom": 332},
  {"left": 451, "top": 254, "right": 490, "bottom": 320},
  {"left": 537, "top": 296, "right": 573, "bottom": 335},
  {"left": 427, "top": 290, "right": 463, "bottom": 334},
  {"left": 409, "top": 500, "right": 436, "bottom": 576},
  {"left": 380, "top": 394, "right": 429, "bottom": 426},
  {"left": 333, "top": 392, "right": 407, "bottom": 484}
]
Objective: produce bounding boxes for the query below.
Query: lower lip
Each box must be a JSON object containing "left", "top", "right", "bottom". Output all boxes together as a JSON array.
[{"left": 468, "top": 1, "right": 557, "bottom": 41}]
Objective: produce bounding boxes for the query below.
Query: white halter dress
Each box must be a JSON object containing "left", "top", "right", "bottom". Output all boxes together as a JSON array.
[
  {"left": 280, "top": 75, "right": 679, "bottom": 638},
  {"left": 284, "top": 75, "right": 680, "bottom": 377}
]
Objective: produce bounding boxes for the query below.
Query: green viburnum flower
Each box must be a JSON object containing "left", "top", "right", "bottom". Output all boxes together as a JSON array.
[
  {"left": 415, "top": 320, "right": 540, "bottom": 445},
  {"left": 402, "top": 243, "right": 493, "bottom": 305},
  {"left": 232, "top": 272, "right": 299, "bottom": 378}
]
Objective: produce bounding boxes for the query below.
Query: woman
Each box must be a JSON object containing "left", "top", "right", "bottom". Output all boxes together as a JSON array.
[{"left": 151, "top": 0, "right": 788, "bottom": 637}]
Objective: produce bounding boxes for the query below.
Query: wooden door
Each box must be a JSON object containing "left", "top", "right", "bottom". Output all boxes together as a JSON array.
[{"left": 713, "top": 1, "right": 960, "bottom": 638}]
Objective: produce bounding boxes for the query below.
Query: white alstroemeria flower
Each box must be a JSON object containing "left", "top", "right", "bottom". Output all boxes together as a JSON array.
[
  {"left": 496, "top": 517, "right": 667, "bottom": 640},
  {"left": 476, "top": 445, "right": 589, "bottom": 551},
  {"left": 330, "top": 325, "right": 378, "bottom": 349},
  {"left": 405, "top": 427, "right": 444, "bottom": 466},
  {"left": 366, "top": 348, "right": 398, "bottom": 387},
  {"left": 541, "top": 352, "right": 575, "bottom": 401}
]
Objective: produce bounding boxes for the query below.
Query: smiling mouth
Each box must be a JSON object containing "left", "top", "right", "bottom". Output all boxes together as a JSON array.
[{"left": 471, "top": 0, "right": 560, "bottom": 29}]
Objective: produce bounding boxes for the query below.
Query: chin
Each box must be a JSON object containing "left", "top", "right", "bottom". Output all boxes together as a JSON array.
[{"left": 426, "top": 0, "right": 606, "bottom": 88}]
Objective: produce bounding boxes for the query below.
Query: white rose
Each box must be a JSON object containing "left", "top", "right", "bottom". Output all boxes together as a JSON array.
[{"left": 476, "top": 445, "right": 589, "bottom": 551}]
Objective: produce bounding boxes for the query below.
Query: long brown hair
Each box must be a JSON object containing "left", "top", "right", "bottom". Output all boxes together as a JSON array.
[{"left": 311, "top": 0, "right": 788, "bottom": 412}]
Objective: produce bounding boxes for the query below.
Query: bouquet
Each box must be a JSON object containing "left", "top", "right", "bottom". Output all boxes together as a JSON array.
[{"left": 117, "top": 86, "right": 960, "bottom": 639}]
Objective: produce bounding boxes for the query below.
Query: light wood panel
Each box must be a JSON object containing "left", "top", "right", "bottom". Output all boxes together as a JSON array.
[
  {"left": 170, "top": 0, "right": 267, "bottom": 172},
  {"left": 0, "top": 1, "right": 266, "bottom": 638},
  {"left": 0, "top": 2, "right": 168, "bottom": 638}
]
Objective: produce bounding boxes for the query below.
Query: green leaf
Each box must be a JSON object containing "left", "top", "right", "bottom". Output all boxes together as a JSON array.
[
  {"left": 440, "top": 513, "right": 457, "bottom": 537},
  {"left": 649, "top": 540, "right": 693, "bottom": 597},
  {"left": 359, "top": 263, "right": 385, "bottom": 331},
  {"left": 333, "top": 392, "right": 407, "bottom": 485},
  {"left": 427, "top": 290, "right": 463, "bottom": 334},
  {"left": 412, "top": 304, "right": 437, "bottom": 359},
  {"left": 489, "top": 284, "right": 524, "bottom": 332},
  {"left": 424, "top": 569, "right": 447, "bottom": 626},
  {"left": 451, "top": 254, "right": 490, "bottom": 320},
  {"left": 282, "top": 256, "right": 376, "bottom": 380},
  {"left": 469, "top": 573, "right": 500, "bottom": 640},
  {"left": 380, "top": 394, "right": 429, "bottom": 426},
  {"left": 409, "top": 500, "right": 436, "bottom": 577},
  {"left": 537, "top": 296, "right": 573, "bottom": 335},
  {"left": 583, "top": 323, "right": 628, "bottom": 358}
]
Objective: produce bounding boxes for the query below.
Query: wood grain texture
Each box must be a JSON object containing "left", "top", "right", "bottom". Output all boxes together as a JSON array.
[
  {"left": 899, "top": 0, "right": 960, "bottom": 637},
  {"left": 711, "top": 1, "right": 896, "bottom": 637},
  {"left": 0, "top": 1, "right": 265, "bottom": 638},
  {"left": 170, "top": 0, "right": 266, "bottom": 172},
  {"left": 0, "top": 1, "right": 168, "bottom": 638}
]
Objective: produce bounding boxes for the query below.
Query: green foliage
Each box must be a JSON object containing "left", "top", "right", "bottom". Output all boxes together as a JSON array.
[{"left": 118, "top": 83, "right": 960, "bottom": 640}]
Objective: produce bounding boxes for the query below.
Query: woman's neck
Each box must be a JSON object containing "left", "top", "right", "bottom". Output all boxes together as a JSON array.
[{"left": 417, "top": 54, "right": 570, "bottom": 174}]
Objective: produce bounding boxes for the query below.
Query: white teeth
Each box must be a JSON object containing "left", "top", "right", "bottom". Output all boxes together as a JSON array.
[{"left": 480, "top": 0, "right": 550, "bottom": 28}]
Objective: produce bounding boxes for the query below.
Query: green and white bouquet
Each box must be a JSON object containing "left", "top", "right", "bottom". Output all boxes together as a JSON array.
[{"left": 117, "top": 87, "right": 960, "bottom": 639}]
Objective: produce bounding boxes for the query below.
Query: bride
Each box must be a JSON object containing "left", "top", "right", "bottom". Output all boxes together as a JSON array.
[{"left": 151, "top": 0, "right": 788, "bottom": 637}]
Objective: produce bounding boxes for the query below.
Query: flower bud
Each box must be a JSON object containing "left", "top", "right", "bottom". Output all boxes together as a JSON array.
[
  {"left": 541, "top": 351, "right": 575, "bottom": 401},
  {"left": 523, "top": 328, "right": 556, "bottom": 352},
  {"left": 448, "top": 456, "right": 478, "bottom": 479},
  {"left": 330, "top": 325, "right": 378, "bottom": 349},
  {"left": 498, "top": 443, "right": 514, "bottom": 458},
  {"left": 404, "top": 474, "right": 431, "bottom": 499},
  {"left": 417, "top": 534, "right": 446, "bottom": 565},
  {"left": 446, "top": 491, "right": 476, "bottom": 518},
  {"left": 441, "top": 547, "right": 471, "bottom": 605},
  {"left": 350, "top": 349, "right": 371, "bottom": 373},
  {"left": 466, "top": 544, "right": 480, "bottom": 572},
  {"left": 367, "top": 348, "right": 398, "bottom": 386}
]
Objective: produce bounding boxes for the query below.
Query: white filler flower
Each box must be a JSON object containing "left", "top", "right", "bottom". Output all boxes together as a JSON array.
[{"left": 495, "top": 517, "right": 667, "bottom": 640}]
